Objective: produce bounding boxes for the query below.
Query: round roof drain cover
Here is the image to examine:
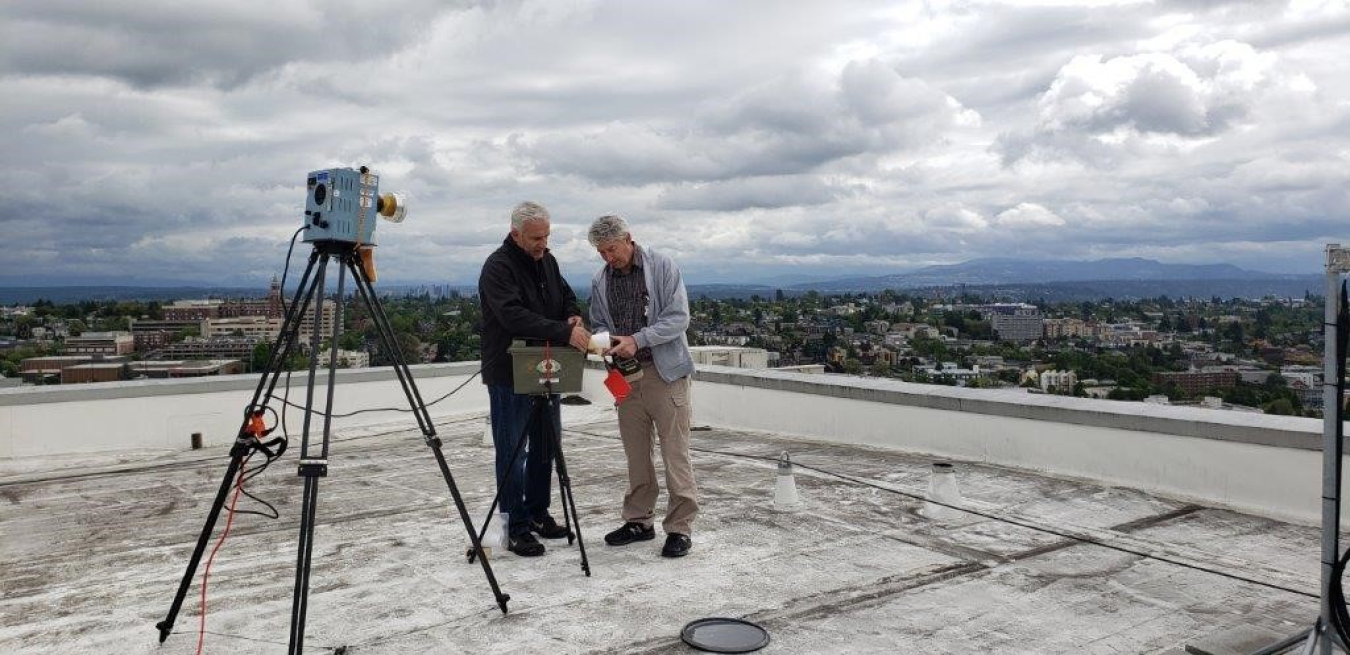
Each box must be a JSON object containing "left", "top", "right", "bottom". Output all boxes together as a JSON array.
[{"left": 681, "top": 617, "right": 770, "bottom": 653}]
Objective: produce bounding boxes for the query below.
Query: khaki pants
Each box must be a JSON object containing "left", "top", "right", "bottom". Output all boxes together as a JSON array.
[{"left": 617, "top": 365, "right": 698, "bottom": 535}]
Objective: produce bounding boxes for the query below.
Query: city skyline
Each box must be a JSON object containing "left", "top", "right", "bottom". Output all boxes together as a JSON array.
[{"left": 3, "top": 0, "right": 1348, "bottom": 287}]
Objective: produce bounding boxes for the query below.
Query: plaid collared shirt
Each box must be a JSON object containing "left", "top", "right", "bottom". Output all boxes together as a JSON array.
[{"left": 606, "top": 245, "right": 653, "bottom": 362}]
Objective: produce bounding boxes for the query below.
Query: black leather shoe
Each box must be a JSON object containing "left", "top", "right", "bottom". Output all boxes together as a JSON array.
[
  {"left": 530, "top": 514, "right": 571, "bottom": 540},
  {"left": 507, "top": 532, "right": 545, "bottom": 557},
  {"left": 604, "top": 521, "right": 655, "bottom": 546},
  {"left": 661, "top": 533, "right": 691, "bottom": 558}
]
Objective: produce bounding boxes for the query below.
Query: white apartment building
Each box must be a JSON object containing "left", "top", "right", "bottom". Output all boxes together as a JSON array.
[
  {"left": 318, "top": 348, "right": 371, "bottom": 369},
  {"left": 1040, "top": 369, "right": 1078, "bottom": 393}
]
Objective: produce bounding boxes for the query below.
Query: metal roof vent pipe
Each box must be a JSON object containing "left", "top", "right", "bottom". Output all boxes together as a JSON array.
[
  {"left": 774, "top": 451, "right": 800, "bottom": 511},
  {"left": 923, "top": 461, "right": 963, "bottom": 522}
]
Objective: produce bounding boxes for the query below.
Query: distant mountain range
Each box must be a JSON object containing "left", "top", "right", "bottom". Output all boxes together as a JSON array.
[
  {"left": 0, "top": 284, "right": 477, "bottom": 305},
  {"left": 789, "top": 257, "right": 1303, "bottom": 292},
  {"left": 683, "top": 258, "right": 1321, "bottom": 301},
  {"left": 0, "top": 285, "right": 262, "bottom": 304},
  {"left": 0, "top": 258, "right": 1324, "bottom": 304}
]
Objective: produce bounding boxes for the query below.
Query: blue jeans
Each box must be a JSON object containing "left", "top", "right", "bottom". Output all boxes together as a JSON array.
[{"left": 488, "top": 385, "right": 560, "bottom": 536}]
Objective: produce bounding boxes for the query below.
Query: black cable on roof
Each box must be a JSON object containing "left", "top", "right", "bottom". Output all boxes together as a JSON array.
[{"left": 566, "top": 426, "right": 1318, "bottom": 600}]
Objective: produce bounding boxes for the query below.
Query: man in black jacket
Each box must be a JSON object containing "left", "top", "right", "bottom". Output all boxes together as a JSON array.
[{"left": 479, "top": 201, "right": 590, "bottom": 556}]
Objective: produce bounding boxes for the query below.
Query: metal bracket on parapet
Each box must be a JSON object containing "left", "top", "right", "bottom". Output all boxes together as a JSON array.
[{"left": 1328, "top": 244, "right": 1350, "bottom": 275}]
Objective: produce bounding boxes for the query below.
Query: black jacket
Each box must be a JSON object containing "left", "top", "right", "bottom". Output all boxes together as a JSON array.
[{"left": 478, "top": 236, "right": 580, "bottom": 386}]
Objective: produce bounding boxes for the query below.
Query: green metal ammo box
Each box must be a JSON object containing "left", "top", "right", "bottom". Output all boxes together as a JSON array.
[{"left": 508, "top": 339, "right": 584, "bottom": 395}]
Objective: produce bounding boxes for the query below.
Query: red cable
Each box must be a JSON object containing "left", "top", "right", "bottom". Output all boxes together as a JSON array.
[{"left": 196, "top": 453, "right": 251, "bottom": 655}]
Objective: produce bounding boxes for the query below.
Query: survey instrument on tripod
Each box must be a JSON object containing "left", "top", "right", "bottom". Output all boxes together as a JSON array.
[{"left": 154, "top": 167, "right": 510, "bottom": 655}]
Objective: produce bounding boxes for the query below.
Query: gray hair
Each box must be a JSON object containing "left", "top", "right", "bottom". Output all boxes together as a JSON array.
[
  {"left": 587, "top": 214, "right": 630, "bottom": 247},
  {"left": 510, "top": 201, "right": 550, "bottom": 230}
]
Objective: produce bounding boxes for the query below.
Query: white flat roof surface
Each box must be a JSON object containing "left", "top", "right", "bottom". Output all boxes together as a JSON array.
[{"left": 0, "top": 403, "right": 1329, "bottom": 654}]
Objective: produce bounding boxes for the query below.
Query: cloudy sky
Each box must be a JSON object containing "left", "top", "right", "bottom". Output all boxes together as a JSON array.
[{"left": 3, "top": 0, "right": 1348, "bottom": 287}]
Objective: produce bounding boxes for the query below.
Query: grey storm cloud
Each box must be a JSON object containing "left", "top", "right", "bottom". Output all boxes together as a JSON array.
[
  {"left": 655, "top": 176, "right": 844, "bottom": 212},
  {"left": 1, "top": 0, "right": 1348, "bottom": 286},
  {"left": 524, "top": 60, "right": 974, "bottom": 186},
  {"left": 0, "top": 0, "right": 452, "bottom": 88}
]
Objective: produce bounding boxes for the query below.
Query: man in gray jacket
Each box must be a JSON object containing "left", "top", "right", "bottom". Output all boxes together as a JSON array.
[{"left": 587, "top": 215, "right": 698, "bottom": 558}]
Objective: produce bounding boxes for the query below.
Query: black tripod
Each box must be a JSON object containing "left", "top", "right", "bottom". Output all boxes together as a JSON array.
[
  {"left": 154, "top": 240, "right": 510, "bottom": 654},
  {"left": 469, "top": 381, "right": 590, "bottom": 576}
]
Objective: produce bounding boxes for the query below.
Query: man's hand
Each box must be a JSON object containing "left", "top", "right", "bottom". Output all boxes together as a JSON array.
[
  {"left": 567, "top": 315, "right": 584, "bottom": 328},
  {"left": 569, "top": 325, "right": 592, "bottom": 352},
  {"left": 606, "top": 334, "right": 638, "bottom": 359}
]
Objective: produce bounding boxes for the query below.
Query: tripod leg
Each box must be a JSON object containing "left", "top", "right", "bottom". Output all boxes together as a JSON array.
[
  {"left": 288, "top": 251, "right": 332, "bottom": 655},
  {"left": 548, "top": 404, "right": 574, "bottom": 544},
  {"left": 155, "top": 252, "right": 323, "bottom": 643},
  {"left": 433, "top": 443, "right": 511, "bottom": 613},
  {"left": 288, "top": 470, "right": 323, "bottom": 654},
  {"left": 154, "top": 447, "right": 246, "bottom": 642},
  {"left": 1300, "top": 624, "right": 1318, "bottom": 655},
  {"left": 546, "top": 394, "right": 590, "bottom": 576},
  {"left": 348, "top": 256, "right": 511, "bottom": 613}
]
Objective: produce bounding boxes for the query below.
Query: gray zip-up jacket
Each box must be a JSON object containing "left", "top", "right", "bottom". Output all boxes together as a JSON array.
[{"left": 589, "top": 244, "right": 694, "bottom": 382}]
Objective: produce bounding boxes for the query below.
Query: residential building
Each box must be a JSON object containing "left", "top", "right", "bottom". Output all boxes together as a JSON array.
[
  {"left": 981, "top": 304, "right": 1043, "bottom": 342},
  {"left": 318, "top": 349, "right": 371, "bottom": 369},
  {"left": 20, "top": 355, "right": 130, "bottom": 384},
  {"left": 864, "top": 320, "right": 890, "bottom": 335},
  {"left": 883, "top": 333, "right": 909, "bottom": 349},
  {"left": 201, "top": 301, "right": 335, "bottom": 342},
  {"left": 1238, "top": 367, "right": 1273, "bottom": 384},
  {"left": 61, "top": 363, "right": 128, "bottom": 384},
  {"left": 202, "top": 316, "right": 284, "bottom": 340},
  {"left": 858, "top": 346, "right": 895, "bottom": 367},
  {"left": 1040, "top": 369, "right": 1078, "bottom": 393},
  {"left": 164, "top": 300, "right": 224, "bottom": 321},
  {"left": 129, "top": 360, "right": 245, "bottom": 378},
  {"left": 1153, "top": 370, "right": 1240, "bottom": 394},
  {"left": 918, "top": 363, "right": 987, "bottom": 386},
  {"left": 1280, "top": 365, "right": 1320, "bottom": 389},
  {"left": 971, "top": 355, "right": 1005, "bottom": 370},
  {"left": 1043, "top": 318, "right": 1090, "bottom": 339},
  {"left": 1288, "top": 379, "right": 1323, "bottom": 411},
  {"left": 890, "top": 323, "right": 942, "bottom": 340},
  {"left": 64, "top": 332, "right": 135, "bottom": 356},
  {"left": 128, "top": 319, "right": 203, "bottom": 351},
  {"left": 158, "top": 337, "right": 262, "bottom": 361}
]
